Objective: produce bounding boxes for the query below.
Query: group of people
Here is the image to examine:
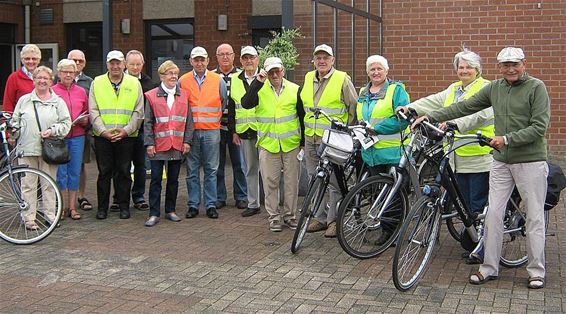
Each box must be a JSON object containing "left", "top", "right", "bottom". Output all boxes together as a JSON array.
[{"left": 2, "top": 42, "right": 550, "bottom": 289}]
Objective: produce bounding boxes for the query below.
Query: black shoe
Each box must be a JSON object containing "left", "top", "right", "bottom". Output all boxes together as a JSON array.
[
  {"left": 206, "top": 207, "right": 219, "bottom": 219},
  {"left": 241, "top": 207, "right": 260, "bottom": 217},
  {"left": 186, "top": 207, "right": 198, "bottom": 218},
  {"left": 96, "top": 210, "right": 108, "bottom": 220},
  {"left": 461, "top": 251, "right": 471, "bottom": 258},
  {"left": 119, "top": 210, "right": 131, "bottom": 219},
  {"left": 235, "top": 200, "right": 248, "bottom": 209},
  {"left": 109, "top": 202, "right": 120, "bottom": 212},
  {"left": 215, "top": 201, "right": 226, "bottom": 209},
  {"left": 465, "top": 256, "right": 483, "bottom": 265}
]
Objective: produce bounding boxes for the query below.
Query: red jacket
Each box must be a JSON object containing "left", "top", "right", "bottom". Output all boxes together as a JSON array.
[
  {"left": 52, "top": 83, "right": 89, "bottom": 138},
  {"left": 2, "top": 69, "right": 34, "bottom": 113},
  {"left": 145, "top": 87, "right": 189, "bottom": 152}
]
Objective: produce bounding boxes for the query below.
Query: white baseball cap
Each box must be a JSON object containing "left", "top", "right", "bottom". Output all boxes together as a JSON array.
[
  {"left": 264, "top": 57, "right": 283, "bottom": 72},
  {"left": 190, "top": 46, "right": 208, "bottom": 59},
  {"left": 497, "top": 47, "right": 525, "bottom": 63},
  {"left": 241, "top": 46, "right": 258, "bottom": 57},
  {"left": 106, "top": 50, "right": 124, "bottom": 62},
  {"left": 313, "top": 44, "right": 333, "bottom": 56}
]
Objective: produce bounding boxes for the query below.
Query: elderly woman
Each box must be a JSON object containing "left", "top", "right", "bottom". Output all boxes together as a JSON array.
[
  {"left": 52, "top": 59, "right": 89, "bottom": 220},
  {"left": 10, "top": 66, "right": 71, "bottom": 230},
  {"left": 3, "top": 44, "right": 42, "bottom": 113},
  {"left": 143, "top": 60, "right": 194, "bottom": 227},
  {"left": 358, "top": 55, "right": 410, "bottom": 173}
]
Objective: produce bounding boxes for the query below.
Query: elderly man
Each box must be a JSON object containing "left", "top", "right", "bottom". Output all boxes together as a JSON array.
[
  {"left": 228, "top": 46, "right": 261, "bottom": 217},
  {"left": 213, "top": 43, "right": 248, "bottom": 210},
  {"left": 89, "top": 50, "right": 144, "bottom": 220},
  {"left": 107, "top": 50, "right": 156, "bottom": 212},
  {"left": 3, "top": 44, "right": 41, "bottom": 112},
  {"left": 179, "top": 46, "right": 227, "bottom": 219},
  {"left": 414, "top": 47, "right": 550, "bottom": 289},
  {"left": 242, "top": 57, "right": 305, "bottom": 232},
  {"left": 68, "top": 49, "right": 95, "bottom": 212},
  {"left": 300, "top": 44, "right": 358, "bottom": 237}
]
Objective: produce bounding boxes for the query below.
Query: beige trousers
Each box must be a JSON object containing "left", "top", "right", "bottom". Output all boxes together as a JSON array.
[
  {"left": 480, "top": 160, "right": 548, "bottom": 279},
  {"left": 259, "top": 147, "right": 299, "bottom": 223},
  {"left": 20, "top": 156, "right": 58, "bottom": 222}
]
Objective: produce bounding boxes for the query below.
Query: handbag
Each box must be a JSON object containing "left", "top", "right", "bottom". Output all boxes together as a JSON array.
[{"left": 32, "top": 102, "right": 70, "bottom": 165}]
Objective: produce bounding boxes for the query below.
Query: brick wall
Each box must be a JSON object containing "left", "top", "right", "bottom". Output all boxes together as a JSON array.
[
  {"left": 194, "top": 0, "right": 253, "bottom": 69},
  {"left": 112, "top": 0, "right": 145, "bottom": 55},
  {"left": 30, "top": 1, "right": 64, "bottom": 48},
  {"left": 0, "top": 2, "right": 24, "bottom": 42}
]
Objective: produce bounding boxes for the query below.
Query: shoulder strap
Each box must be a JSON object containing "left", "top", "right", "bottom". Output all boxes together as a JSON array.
[{"left": 31, "top": 101, "right": 43, "bottom": 132}]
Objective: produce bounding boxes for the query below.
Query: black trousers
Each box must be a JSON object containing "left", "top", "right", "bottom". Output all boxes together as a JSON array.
[{"left": 94, "top": 136, "right": 135, "bottom": 212}]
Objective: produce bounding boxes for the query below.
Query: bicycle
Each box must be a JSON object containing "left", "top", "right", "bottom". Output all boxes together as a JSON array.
[
  {"left": 391, "top": 116, "right": 537, "bottom": 291},
  {"left": 0, "top": 111, "right": 63, "bottom": 245},
  {"left": 290, "top": 108, "right": 370, "bottom": 254},
  {"left": 335, "top": 110, "right": 443, "bottom": 259}
]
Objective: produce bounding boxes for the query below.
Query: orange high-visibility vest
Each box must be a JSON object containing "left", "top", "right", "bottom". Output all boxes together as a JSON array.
[
  {"left": 179, "top": 71, "right": 222, "bottom": 130},
  {"left": 145, "top": 87, "right": 189, "bottom": 152}
]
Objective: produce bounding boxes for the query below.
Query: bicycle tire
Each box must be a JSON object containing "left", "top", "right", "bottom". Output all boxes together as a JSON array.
[
  {"left": 336, "top": 175, "right": 407, "bottom": 259},
  {"left": 443, "top": 198, "right": 463, "bottom": 243},
  {"left": 392, "top": 195, "right": 442, "bottom": 291},
  {"left": 291, "top": 175, "right": 326, "bottom": 254},
  {"left": 499, "top": 194, "right": 549, "bottom": 268},
  {"left": 0, "top": 167, "right": 62, "bottom": 245}
]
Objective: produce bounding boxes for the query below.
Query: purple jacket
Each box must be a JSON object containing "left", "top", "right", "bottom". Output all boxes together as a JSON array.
[{"left": 52, "top": 82, "right": 89, "bottom": 138}]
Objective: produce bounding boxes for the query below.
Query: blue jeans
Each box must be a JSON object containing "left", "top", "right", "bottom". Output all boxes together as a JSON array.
[
  {"left": 217, "top": 130, "right": 247, "bottom": 203},
  {"left": 455, "top": 172, "right": 489, "bottom": 214},
  {"left": 57, "top": 136, "right": 85, "bottom": 190},
  {"left": 186, "top": 129, "right": 220, "bottom": 209},
  {"left": 149, "top": 159, "right": 182, "bottom": 217}
]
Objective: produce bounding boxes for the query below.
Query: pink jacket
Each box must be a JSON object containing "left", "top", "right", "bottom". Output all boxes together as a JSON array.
[
  {"left": 52, "top": 83, "right": 89, "bottom": 138},
  {"left": 2, "top": 69, "right": 34, "bottom": 113}
]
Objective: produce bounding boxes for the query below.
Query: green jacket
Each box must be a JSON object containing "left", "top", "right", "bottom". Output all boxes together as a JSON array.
[{"left": 428, "top": 73, "right": 550, "bottom": 164}]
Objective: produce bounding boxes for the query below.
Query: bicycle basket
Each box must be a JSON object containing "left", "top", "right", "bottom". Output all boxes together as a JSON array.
[{"left": 321, "top": 129, "right": 354, "bottom": 165}]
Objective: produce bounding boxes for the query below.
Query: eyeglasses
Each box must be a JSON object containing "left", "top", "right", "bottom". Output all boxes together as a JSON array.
[
  {"left": 241, "top": 55, "right": 257, "bottom": 61},
  {"left": 162, "top": 71, "right": 179, "bottom": 77},
  {"left": 72, "top": 59, "right": 85, "bottom": 64},
  {"left": 217, "top": 53, "right": 234, "bottom": 58}
]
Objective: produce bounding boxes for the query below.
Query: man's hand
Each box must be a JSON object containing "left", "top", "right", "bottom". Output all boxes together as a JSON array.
[
  {"left": 232, "top": 133, "right": 241, "bottom": 145},
  {"left": 146, "top": 145, "right": 156, "bottom": 158},
  {"left": 395, "top": 106, "right": 409, "bottom": 115},
  {"left": 110, "top": 128, "right": 127, "bottom": 142},
  {"left": 257, "top": 69, "right": 267, "bottom": 83},
  {"left": 182, "top": 143, "right": 191, "bottom": 155},
  {"left": 100, "top": 129, "right": 114, "bottom": 140},
  {"left": 411, "top": 116, "right": 429, "bottom": 131},
  {"left": 490, "top": 136, "right": 506, "bottom": 150}
]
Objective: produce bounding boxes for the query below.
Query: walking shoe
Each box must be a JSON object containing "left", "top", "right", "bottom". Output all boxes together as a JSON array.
[
  {"left": 119, "top": 209, "right": 131, "bottom": 219},
  {"left": 269, "top": 220, "right": 282, "bottom": 232},
  {"left": 215, "top": 201, "right": 226, "bottom": 209},
  {"left": 206, "top": 207, "right": 219, "bottom": 219},
  {"left": 145, "top": 216, "right": 159, "bottom": 227},
  {"left": 235, "top": 200, "right": 248, "bottom": 209},
  {"left": 324, "top": 221, "right": 337, "bottom": 238},
  {"left": 186, "top": 207, "right": 198, "bottom": 218},
  {"left": 307, "top": 220, "right": 327, "bottom": 233},
  {"left": 165, "top": 212, "right": 182, "bottom": 222},
  {"left": 241, "top": 207, "right": 260, "bottom": 217},
  {"left": 96, "top": 210, "right": 108, "bottom": 220},
  {"left": 110, "top": 202, "right": 120, "bottom": 212},
  {"left": 284, "top": 218, "right": 298, "bottom": 229}
]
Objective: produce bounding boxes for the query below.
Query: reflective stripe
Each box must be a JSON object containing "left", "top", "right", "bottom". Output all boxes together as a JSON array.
[
  {"left": 379, "top": 134, "right": 400, "bottom": 141},
  {"left": 155, "top": 130, "right": 185, "bottom": 138},
  {"left": 256, "top": 115, "right": 297, "bottom": 124},
  {"left": 155, "top": 115, "right": 187, "bottom": 123},
  {"left": 193, "top": 117, "right": 221, "bottom": 122},
  {"left": 191, "top": 106, "right": 222, "bottom": 112},
  {"left": 318, "top": 107, "right": 347, "bottom": 115},
  {"left": 99, "top": 109, "right": 133, "bottom": 115},
  {"left": 481, "top": 119, "right": 494, "bottom": 127},
  {"left": 111, "top": 123, "right": 128, "bottom": 128},
  {"left": 304, "top": 122, "right": 331, "bottom": 131},
  {"left": 369, "top": 118, "right": 385, "bottom": 126},
  {"left": 236, "top": 117, "right": 256, "bottom": 124},
  {"left": 257, "top": 128, "right": 300, "bottom": 139}
]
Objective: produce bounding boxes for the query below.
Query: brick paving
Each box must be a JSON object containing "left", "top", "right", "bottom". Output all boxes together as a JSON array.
[{"left": 1, "top": 159, "right": 566, "bottom": 313}]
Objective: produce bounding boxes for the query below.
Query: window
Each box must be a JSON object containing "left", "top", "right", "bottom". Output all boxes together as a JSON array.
[{"left": 145, "top": 20, "right": 194, "bottom": 79}]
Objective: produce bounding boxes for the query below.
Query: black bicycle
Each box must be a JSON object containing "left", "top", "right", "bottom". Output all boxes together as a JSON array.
[
  {"left": 0, "top": 111, "right": 63, "bottom": 245},
  {"left": 291, "top": 108, "right": 370, "bottom": 254}
]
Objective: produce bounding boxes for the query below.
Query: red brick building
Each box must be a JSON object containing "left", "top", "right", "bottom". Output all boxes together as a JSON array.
[{"left": 1, "top": 0, "right": 564, "bottom": 151}]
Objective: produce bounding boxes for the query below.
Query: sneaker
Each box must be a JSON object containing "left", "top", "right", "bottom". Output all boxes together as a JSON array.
[
  {"left": 324, "top": 221, "right": 337, "bottom": 238},
  {"left": 269, "top": 220, "right": 282, "bottom": 232},
  {"left": 284, "top": 218, "right": 298, "bottom": 229},
  {"left": 307, "top": 220, "right": 327, "bottom": 233}
]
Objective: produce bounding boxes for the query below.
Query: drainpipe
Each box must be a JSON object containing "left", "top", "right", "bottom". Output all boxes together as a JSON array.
[{"left": 23, "top": 0, "right": 32, "bottom": 43}]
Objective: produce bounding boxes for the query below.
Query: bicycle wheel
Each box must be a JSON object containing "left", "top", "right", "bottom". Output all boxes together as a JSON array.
[
  {"left": 336, "top": 175, "right": 407, "bottom": 259},
  {"left": 443, "top": 198, "right": 463, "bottom": 243},
  {"left": 499, "top": 193, "right": 549, "bottom": 268},
  {"left": 0, "top": 167, "right": 62, "bottom": 244},
  {"left": 291, "top": 175, "right": 326, "bottom": 253},
  {"left": 392, "top": 195, "right": 442, "bottom": 291}
]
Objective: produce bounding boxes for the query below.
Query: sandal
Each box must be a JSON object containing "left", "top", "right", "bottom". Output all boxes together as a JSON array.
[
  {"left": 25, "top": 221, "right": 39, "bottom": 231},
  {"left": 134, "top": 201, "right": 149, "bottom": 210},
  {"left": 469, "top": 272, "right": 498, "bottom": 285},
  {"left": 61, "top": 208, "right": 69, "bottom": 221},
  {"left": 528, "top": 277, "right": 545, "bottom": 289},
  {"left": 78, "top": 197, "right": 93, "bottom": 211},
  {"left": 70, "top": 209, "right": 81, "bottom": 220}
]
